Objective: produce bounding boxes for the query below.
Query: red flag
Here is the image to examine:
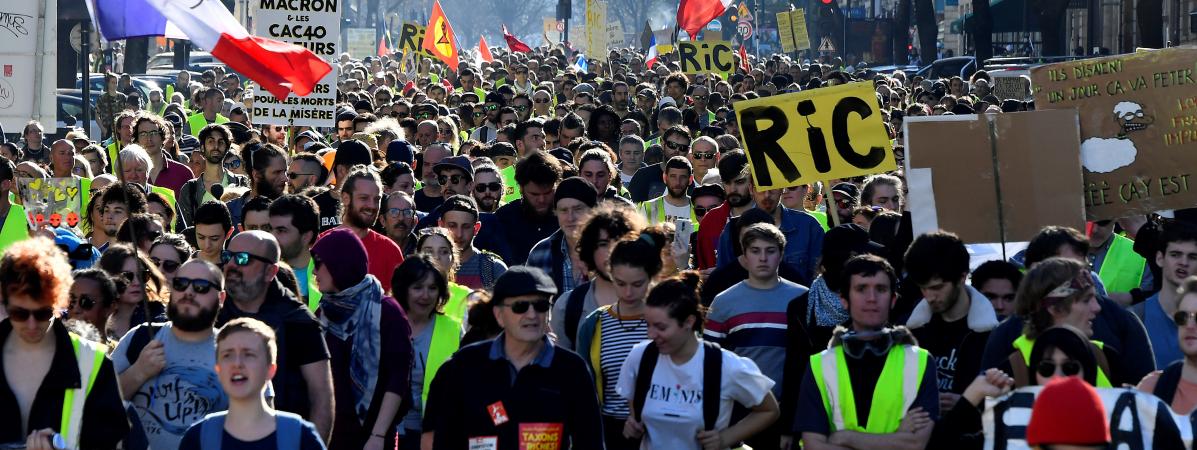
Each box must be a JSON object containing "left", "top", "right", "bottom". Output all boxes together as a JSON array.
[
  {"left": 479, "top": 36, "right": 495, "bottom": 62},
  {"left": 378, "top": 35, "right": 389, "bottom": 56},
  {"left": 739, "top": 44, "right": 750, "bottom": 73},
  {"left": 423, "top": 0, "right": 459, "bottom": 72},
  {"left": 677, "top": 0, "right": 734, "bottom": 40},
  {"left": 502, "top": 25, "right": 532, "bottom": 53}
]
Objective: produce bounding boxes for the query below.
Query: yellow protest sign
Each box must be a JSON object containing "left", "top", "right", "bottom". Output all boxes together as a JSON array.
[
  {"left": 776, "top": 12, "right": 795, "bottom": 53},
  {"left": 678, "top": 40, "right": 733, "bottom": 77},
  {"left": 790, "top": 10, "right": 810, "bottom": 50},
  {"left": 398, "top": 21, "right": 435, "bottom": 57},
  {"left": 734, "top": 81, "right": 895, "bottom": 190}
]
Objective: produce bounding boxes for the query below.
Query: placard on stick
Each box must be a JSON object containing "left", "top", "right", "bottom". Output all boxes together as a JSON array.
[
  {"left": 733, "top": 81, "right": 895, "bottom": 191},
  {"left": 903, "top": 111, "right": 1086, "bottom": 244},
  {"left": 1031, "top": 48, "right": 1197, "bottom": 220}
]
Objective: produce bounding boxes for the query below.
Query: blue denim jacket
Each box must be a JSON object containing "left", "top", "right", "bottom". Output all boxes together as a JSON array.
[{"left": 715, "top": 206, "right": 824, "bottom": 286}]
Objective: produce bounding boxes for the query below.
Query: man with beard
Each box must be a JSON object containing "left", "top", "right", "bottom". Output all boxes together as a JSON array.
[
  {"left": 227, "top": 143, "right": 288, "bottom": 226},
  {"left": 488, "top": 151, "right": 562, "bottom": 265},
  {"left": 639, "top": 156, "right": 696, "bottom": 227},
  {"left": 288, "top": 153, "right": 327, "bottom": 193},
  {"left": 321, "top": 166, "right": 404, "bottom": 292},
  {"left": 714, "top": 184, "right": 824, "bottom": 285},
  {"left": 627, "top": 124, "right": 690, "bottom": 203},
  {"left": 414, "top": 142, "right": 450, "bottom": 213},
  {"left": 469, "top": 92, "right": 506, "bottom": 143},
  {"left": 177, "top": 124, "right": 249, "bottom": 229},
  {"left": 471, "top": 163, "right": 505, "bottom": 213},
  {"left": 113, "top": 259, "right": 229, "bottom": 450},
  {"left": 311, "top": 139, "right": 371, "bottom": 233},
  {"left": 903, "top": 231, "right": 997, "bottom": 415},
  {"left": 381, "top": 191, "right": 419, "bottom": 255},
  {"left": 695, "top": 151, "right": 757, "bottom": 269},
  {"left": 216, "top": 231, "right": 334, "bottom": 443},
  {"left": 269, "top": 194, "right": 322, "bottom": 309},
  {"left": 98, "top": 183, "right": 148, "bottom": 252}
]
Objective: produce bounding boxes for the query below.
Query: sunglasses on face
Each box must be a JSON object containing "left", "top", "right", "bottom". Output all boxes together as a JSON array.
[
  {"left": 664, "top": 141, "right": 690, "bottom": 152},
  {"left": 7, "top": 306, "right": 54, "bottom": 322},
  {"left": 534, "top": 98, "right": 550, "bottom": 104},
  {"left": 514, "top": 105, "right": 529, "bottom": 112},
  {"left": 287, "top": 171, "right": 315, "bottom": 180},
  {"left": 69, "top": 294, "right": 98, "bottom": 311},
  {"left": 221, "top": 250, "right": 276, "bottom": 267},
  {"left": 692, "top": 95, "right": 708, "bottom": 101},
  {"left": 224, "top": 159, "right": 242, "bottom": 170},
  {"left": 475, "top": 182, "right": 502, "bottom": 193},
  {"left": 387, "top": 207, "right": 416, "bottom": 218},
  {"left": 694, "top": 206, "right": 710, "bottom": 217},
  {"left": 498, "top": 298, "right": 551, "bottom": 314},
  {"left": 120, "top": 269, "right": 151, "bottom": 285},
  {"left": 473, "top": 111, "right": 485, "bottom": 118},
  {"left": 691, "top": 151, "right": 717, "bottom": 160},
  {"left": 172, "top": 276, "right": 218, "bottom": 294},
  {"left": 416, "top": 112, "right": 434, "bottom": 120},
  {"left": 438, "top": 175, "right": 466, "bottom": 185},
  {"left": 150, "top": 256, "right": 181, "bottom": 274},
  {"left": 1174, "top": 311, "right": 1197, "bottom": 327},
  {"left": 484, "top": 104, "right": 499, "bottom": 111},
  {"left": 1035, "top": 360, "right": 1082, "bottom": 378}
]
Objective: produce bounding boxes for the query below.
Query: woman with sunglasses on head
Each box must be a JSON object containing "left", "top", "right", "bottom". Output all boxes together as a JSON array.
[
  {"left": 575, "top": 227, "right": 668, "bottom": 449},
  {"left": 391, "top": 255, "right": 461, "bottom": 450},
  {"left": 617, "top": 272, "right": 779, "bottom": 450},
  {"left": 98, "top": 242, "right": 168, "bottom": 341},
  {"left": 149, "top": 233, "right": 193, "bottom": 286},
  {"left": 68, "top": 268, "right": 121, "bottom": 348},
  {"left": 416, "top": 227, "right": 470, "bottom": 322}
]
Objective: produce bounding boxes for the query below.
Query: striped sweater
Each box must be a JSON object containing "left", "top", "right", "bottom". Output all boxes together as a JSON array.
[{"left": 704, "top": 279, "right": 808, "bottom": 398}]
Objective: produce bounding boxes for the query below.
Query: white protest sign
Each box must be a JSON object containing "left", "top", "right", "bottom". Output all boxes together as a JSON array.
[
  {"left": 983, "top": 386, "right": 1194, "bottom": 449},
  {"left": 251, "top": 0, "right": 339, "bottom": 127},
  {"left": 0, "top": 1, "right": 57, "bottom": 133}
]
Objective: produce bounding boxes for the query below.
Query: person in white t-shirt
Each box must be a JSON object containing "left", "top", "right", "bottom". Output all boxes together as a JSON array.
[
  {"left": 617, "top": 273, "right": 779, "bottom": 450},
  {"left": 639, "top": 156, "right": 696, "bottom": 227}
]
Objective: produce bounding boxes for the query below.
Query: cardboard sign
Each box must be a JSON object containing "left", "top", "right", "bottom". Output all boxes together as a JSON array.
[
  {"left": 991, "top": 76, "right": 1030, "bottom": 101},
  {"left": 1031, "top": 48, "right": 1197, "bottom": 220},
  {"left": 19, "top": 177, "right": 84, "bottom": 232},
  {"left": 734, "top": 81, "right": 895, "bottom": 191},
  {"left": 983, "top": 386, "right": 1193, "bottom": 449},
  {"left": 585, "top": 0, "right": 607, "bottom": 60},
  {"left": 251, "top": 0, "right": 339, "bottom": 126},
  {"left": 903, "top": 111, "right": 1086, "bottom": 244},
  {"left": 678, "top": 40, "right": 733, "bottom": 78}
]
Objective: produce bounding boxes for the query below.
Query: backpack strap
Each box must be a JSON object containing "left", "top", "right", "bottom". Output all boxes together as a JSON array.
[
  {"left": 200, "top": 412, "right": 229, "bottom": 450},
  {"left": 702, "top": 341, "right": 722, "bottom": 431},
  {"left": 126, "top": 323, "right": 162, "bottom": 365},
  {"left": 633, "top": 343, "right": 660, "bottom": 422},
  {"left": 1008, "top": 351, "right": 1030, "bottom": 388},
  {"left": 1154, "top": 361, "right": 1186, "bottom": 405},
  {"left": 1130, "top": 301, "right": 1148, "bottom": 324},
  {"left": 564, "top": 282, "right": 591, "bottom": 343},
  {"left": 274, "top": 411, "right": 304, "bottom": 450}
]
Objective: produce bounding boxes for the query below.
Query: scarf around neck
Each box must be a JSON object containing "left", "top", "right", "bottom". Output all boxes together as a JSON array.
[
  {"left": 320, "top": 274, "right": 383, "bottom": 424},
  {"left": 808, "top": 276, "right": 850, "bottom": 327}
]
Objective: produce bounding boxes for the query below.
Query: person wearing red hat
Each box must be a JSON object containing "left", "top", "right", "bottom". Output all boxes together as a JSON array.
[{"left": 1026, "top": 376, "right": 1110, "bottom": 449}]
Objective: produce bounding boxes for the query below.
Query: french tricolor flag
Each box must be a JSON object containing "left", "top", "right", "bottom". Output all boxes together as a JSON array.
[
  {"left": 124, "top": 0, "right": 331, "bottom": 100},
  {"left": 645, "top": 34, "right": 658, "bottom": 69}
]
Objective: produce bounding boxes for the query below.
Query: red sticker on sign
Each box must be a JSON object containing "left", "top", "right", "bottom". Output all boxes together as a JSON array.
[
  {"left": 518, "top": 423, "right": 563, "bottom": 450},
  {"left": 487, "top": 401, "right": 509, "bottom": 426},
  {"left": 3, "top": 65, "right": 11, "bottom": 77}
]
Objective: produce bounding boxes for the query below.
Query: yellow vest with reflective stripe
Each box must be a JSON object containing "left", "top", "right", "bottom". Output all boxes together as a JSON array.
[
  {"left": 1012, "top": 335, "right": 1111, "bottom": 387},
  {"left": 638, "top": 195, "right": 699, "bottom": 230},
  {"left": 445, "top": 282, "right": 469, "bottom": 324},
  {"left": 1097, "top": 234, "right": 1145, "bottom": 294},
  {"left": 0, "top": 203, "right": 29, "bottom": 255},
  {"left": 61, "top": 333, "right": 107, "bottom": 449},
  {"left": 187, "top": 113, "right": 229, "bottom": 136},
  {"left": 422, "top": 313, "right": 461, "bottom": 412},
  {"left": 810, "top": 344, "right": 930, "bottom": 433},
  {"left": 807, "top": 210, "right": 829, "bottom": 231}
]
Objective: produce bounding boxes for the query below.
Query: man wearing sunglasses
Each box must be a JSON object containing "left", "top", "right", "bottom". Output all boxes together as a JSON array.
[
  {"left": 113, "top": 259, "right": 229, "bottom": 450},
  {"left": 469, "top": 92, "right": 507, "bottom": 143},
  {"left": 687, "top": 136, "right": 720, "bottom": 183},
  {"left": 0, "top": 238, "right": 128, "bottom": 448},
  {"left": 216, "top": 230, "right": 334, "bottom": 442},
  {"left": 423, "top": 266, "right": 604, "bottom": 450},
  {"left": 472, "top": 164, "right": 505, "bottom": 213},
  {"left": 792, "top": 255, "right": 938, "bottom": 450},
  {"left": 432, "top": 155, "right": 474, "bottom": 199},
  {"left": 627, "top": 124, "right": 690, "bottom": 203}
]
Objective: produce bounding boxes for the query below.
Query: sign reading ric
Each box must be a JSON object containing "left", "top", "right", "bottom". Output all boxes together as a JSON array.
[
  {"left": 678, "top": 40, "right": 733, "bottom": 76},
  {"left": 398, "top": 21, "right": 435, "bottom": 58},
  {"left": 734, "top": 81, "right": 895, "bottom": 190}
]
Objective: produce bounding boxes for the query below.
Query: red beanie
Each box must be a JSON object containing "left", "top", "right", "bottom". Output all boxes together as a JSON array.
[{"left": 1025, "top": 376, "right": 1110, "bottom": 446}]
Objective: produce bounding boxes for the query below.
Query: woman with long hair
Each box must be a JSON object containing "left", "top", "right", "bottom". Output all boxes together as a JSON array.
[
  {"left": 617, "top": 272, "right": 779, "bottom": 449},
  {"left": 575, "top": 228, "right": 668, "bottom": 449},
  {"left": 391, "top": 255, "right": 460, "bottom": 450},
  {"left": 97, "top": 242, "right": 168, "bottom": 340}
]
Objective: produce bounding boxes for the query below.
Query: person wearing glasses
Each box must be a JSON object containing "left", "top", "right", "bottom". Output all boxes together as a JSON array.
[
  {"left": 687, "top": 136, "right": 720, "bottom": 185},
  {"left": 309, "top": 227, "right": 412, "bottom": 449},
  {"left": 68, "top": 268, "right": 121, "bottom": 345},
  {"left": 422, "top": 265, "right": 604, "bottom": 450},
  {"left": 628, "top": 124, "right": 689, "bottom": 203},
  {"left": 149, "top": 233, "right": 192, "bottom": 286},
  {"left": 112, "top": 258, "right": 230, "bottom": 449},
  {"left": 217, "top": 230, "right": 335, "bottom": 444},
  {"left": 531, "top": 88, "right": 554, "bottom": 118},
  {"left": 380, "top": 191, "right": 420, "bottom": 255},
  {"left": 288, "top": 153, "right": 328, "bottom": 193},
  {"left": 471, "top": 163, "right": 505, "bottom": 213},
  {"left": 135, "top": 113, "right": 195, "bottom": 195},
  {"left": 469, "top": 92, "right": 507, "bottom": 143},
  {"left": 1138, "top": 276, "right": 1197, "bottom": 414},
  {"left": 97, "top": 242, "right": 168, "bottom": 341},
  {"left": 511, "top": 94, "right": 534, "bottom": 122},
  {"left": 0, "top": 238, "right": 129, "bottom": 449}
]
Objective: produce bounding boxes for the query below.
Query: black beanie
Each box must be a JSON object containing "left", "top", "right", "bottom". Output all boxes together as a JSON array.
[{"left": 553, "top": 176, "right": 598, "bottom": 208}]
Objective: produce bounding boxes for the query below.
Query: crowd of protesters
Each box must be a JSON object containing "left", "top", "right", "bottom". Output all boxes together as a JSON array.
[{"left": 0, "top": 40, "right": 1189, "bottom": 450}]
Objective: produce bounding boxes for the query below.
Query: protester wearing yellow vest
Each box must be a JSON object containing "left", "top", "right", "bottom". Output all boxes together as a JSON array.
[
  {"left": 0, "top": 159, "right": 29, "bottom": 254},
  {"left": 638, "top": 156, "right": 698, "bottom": 229},
  {"left": 187, "top": 87, "right": 229, "bottom": 136},
  {"left": 1088, "top": 220, "right": 1147, "bottom": 296},
  {"left": 795, "top": 255, "right": 936, "bottom": 450},
  {"left": 0, "top": 238, "right": 129, "bottom": 448},
  {"left": 390, "top": 255, "right": 462, "bottom": 446},
  {"left": 265, "top": 194, "right": 323, "bottom": 311}
]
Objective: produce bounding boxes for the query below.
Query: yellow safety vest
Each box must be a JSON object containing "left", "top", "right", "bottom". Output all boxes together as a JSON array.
[
  {"left": 810, "top": 344, "right": 930, "bottom": 434},
  {"left": 61, "top": 333, "right": 107, "bottom": 449},
  {"left": 1012, "top": 335, "right": 1111, "bottom": 387},
  {"left": 305, "top": 257, "right": 322, "bottom": 312},
  {"left": 499, "top": 165, "right": 521, "bottom": 204},
  {"left": 422, "top": 313, "right": 461, "bottom": 412},
  {"left": 1096, "top": 234, "right": 1145, "bottom": 294},
  {"left": 638, "top": 195, "right": 699, "bottom": 231},
  {"left": 148, "top": 184, "right": 178, "bottom": 230},
  {"left": 445, "top": 282, "right": 469, "bottom": 324},
  {"left": 807, "top": 210, "right": 829, "bottom": 231},
  {"left": 187, "top": 113, "right": 229, "bottom": 136},
  {"left": 0, "top": 203, "right": 29, "bottom": 255}
]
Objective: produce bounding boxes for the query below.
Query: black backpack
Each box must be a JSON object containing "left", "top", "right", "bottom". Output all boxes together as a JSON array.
[
  {"left": 124, "top": 323, "right": 165, "bottom": 365},
  {"left": 1153, "top": 360, "right": 1186, "bottom": 404},
  {"left": 563, "top": 282, "right": 592, "bottom": 344},
  {"left": 632, "top": 341, "right": 723, "bottom": 430}
]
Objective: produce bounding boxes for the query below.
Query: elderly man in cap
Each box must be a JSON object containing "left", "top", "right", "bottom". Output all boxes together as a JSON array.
[{"left": 422, "top": 266, "right": 604, "bottom": 450}]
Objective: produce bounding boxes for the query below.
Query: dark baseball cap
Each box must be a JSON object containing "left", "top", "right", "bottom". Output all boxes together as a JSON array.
[
  {"left": 433, "top": 155, "right": 475, "bottom": 181},
  {"left": 491, "top": 266, "right": 558, "bottom": 304}
]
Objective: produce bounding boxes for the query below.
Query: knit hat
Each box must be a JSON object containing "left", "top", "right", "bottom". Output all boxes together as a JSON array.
[
  {"left": 553, "top": 176, "right": 597, "bottom": 208},
  {"left": 333, "top": 140, "right": 373, "bottom": 170},
  {"left": 310, "top": 228, "right": 368, "bottom": 292},
  {"left": 1025, "top": 376, "right": 1110, "bottom": 446},
  {"left": 385, "top": 140, "right": 416, "bottom": 165}
]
